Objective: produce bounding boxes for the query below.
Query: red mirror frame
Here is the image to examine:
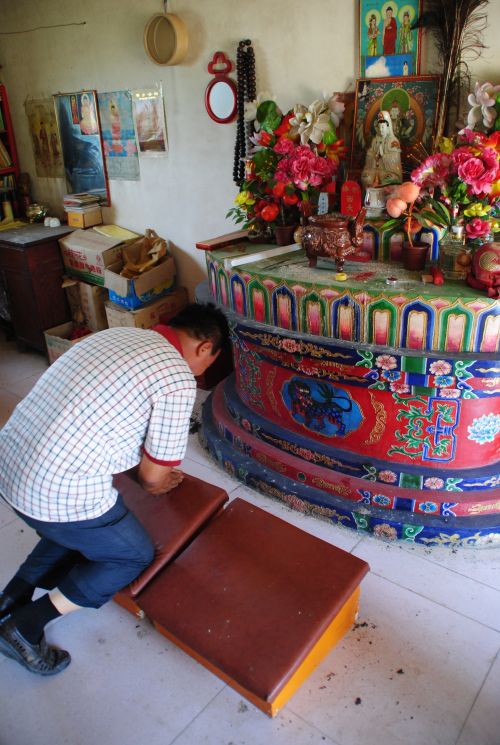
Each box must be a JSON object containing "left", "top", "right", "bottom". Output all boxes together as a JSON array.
[{"left": 205, "top": 52, "right": 237, "bottom": 124}]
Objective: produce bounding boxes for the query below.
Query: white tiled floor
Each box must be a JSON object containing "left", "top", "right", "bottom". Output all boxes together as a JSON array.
[{"left": 0, "top": 331, "right": 499, "bottom": 745}]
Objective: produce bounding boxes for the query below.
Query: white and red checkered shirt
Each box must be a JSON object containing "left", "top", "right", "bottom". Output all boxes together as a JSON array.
[{"left": 0, "top": 326, "right": 196, "bottom": 522}]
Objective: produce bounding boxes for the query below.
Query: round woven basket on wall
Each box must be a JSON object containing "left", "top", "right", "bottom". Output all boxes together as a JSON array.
[{"left": 144, "top": 13, "right": 188, "bottom": 65}]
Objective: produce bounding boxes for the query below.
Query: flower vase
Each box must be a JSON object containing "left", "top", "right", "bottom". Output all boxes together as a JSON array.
[
  {"left": 402, "top": 240, "right": 428, "bottom": 271},
  {"left": 274, "top": 224, "right": 298, "bottom": 246},
  {"left": 438, "top": 238, "right": 473, "bottom": 280}
]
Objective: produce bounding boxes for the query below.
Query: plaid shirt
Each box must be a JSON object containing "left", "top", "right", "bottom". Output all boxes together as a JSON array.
[{"left": 0, "top": 326, "right": 196, "bottom": 522}]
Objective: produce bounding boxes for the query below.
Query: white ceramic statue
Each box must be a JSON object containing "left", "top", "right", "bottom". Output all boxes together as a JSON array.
[{"left": 361, "top": 110, "right": 403, "bottom": 188}]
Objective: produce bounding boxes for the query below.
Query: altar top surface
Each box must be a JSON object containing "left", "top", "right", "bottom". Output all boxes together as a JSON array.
[
  {"left": 204, "top": 240, "right": 499, "bottom": 355},
  {"left": 207, "top": 241, "right": 480, "bottom": 300}
]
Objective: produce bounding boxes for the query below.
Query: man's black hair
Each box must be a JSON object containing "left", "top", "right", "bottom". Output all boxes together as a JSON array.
[{"left": 169, "top": 302, "right": 230, "bottom": 354}]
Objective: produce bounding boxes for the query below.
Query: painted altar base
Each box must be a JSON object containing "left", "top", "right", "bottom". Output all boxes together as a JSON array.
[{"left": 198, "top": 239, "right": 500, "bottom": 548}]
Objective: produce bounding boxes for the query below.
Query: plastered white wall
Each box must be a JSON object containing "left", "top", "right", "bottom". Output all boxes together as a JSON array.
[{"left": 0, "top": 0, "right": 499, "bottom": 297}]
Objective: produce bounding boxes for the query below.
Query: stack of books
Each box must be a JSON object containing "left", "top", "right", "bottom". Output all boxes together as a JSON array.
[
  {"left": 63, "top": 193, "right": 101, "bottom": 213},
  {"left": 0, "top": 139, "right": 12, "bottom": 168},
  {"left": 63, "top": 193, "right": 103, "bottom": 228}
]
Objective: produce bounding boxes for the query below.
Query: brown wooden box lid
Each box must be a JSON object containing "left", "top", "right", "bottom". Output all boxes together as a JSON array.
[
  {"left": 113, "top": 472, "right": 228, "bottom": 596},
  {"left": 137, "top": 498, "right": 369, "bottom": 702}
]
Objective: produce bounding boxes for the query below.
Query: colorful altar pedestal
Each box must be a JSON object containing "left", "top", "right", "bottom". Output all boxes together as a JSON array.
[{"left": 198, "top": 238, "right": 500, "bottom": 548}]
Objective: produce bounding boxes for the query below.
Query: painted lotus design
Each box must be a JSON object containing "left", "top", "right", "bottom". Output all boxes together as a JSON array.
[{"left": 467, "top": 414, "right": 500, "bottom": 444}]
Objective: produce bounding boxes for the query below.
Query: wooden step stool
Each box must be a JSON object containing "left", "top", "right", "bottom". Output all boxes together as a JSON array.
[{"left": 114, "top": 472, "right": 369, "bottom": 716}]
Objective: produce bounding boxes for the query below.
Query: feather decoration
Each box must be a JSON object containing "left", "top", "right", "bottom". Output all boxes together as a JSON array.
[{"left": 412, "top": 0, "right": 489, "bottom": 141}]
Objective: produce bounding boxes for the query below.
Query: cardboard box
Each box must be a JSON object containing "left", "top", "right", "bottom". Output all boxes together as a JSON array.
[
  {"left": 105, "top": 254, "right": 176, "bottom": 310},
  {"left": 104, "top": 287, "right": 188, "bottom": 329},
  {"left": 44, "top": 322, "right": 95, "bottom": 365},
  {"left": 63, "top": 278, "right": 108, "bottom": 331},
  {"left": 66, "top": 207, "right": 103, "bottom": 229},
  {"left": 59, "top": 229, "right": 128, "bottom": 286}
]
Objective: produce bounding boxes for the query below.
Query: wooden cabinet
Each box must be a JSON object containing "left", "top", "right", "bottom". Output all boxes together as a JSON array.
[{"left": 0, "top": 224, "right": 73, "bottom": 351}]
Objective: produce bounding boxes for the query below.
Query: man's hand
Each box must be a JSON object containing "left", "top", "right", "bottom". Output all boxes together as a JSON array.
[{"left": 138, "top": 455, "right": 184, "bottom": 496}]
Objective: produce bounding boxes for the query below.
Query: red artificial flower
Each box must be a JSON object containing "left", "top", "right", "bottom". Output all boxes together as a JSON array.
[
  {"left": 274, "top": 112, "right": 294, "bottom": 137},
  {"left": 254, "top": 199, "right": 270, "bottom": 216},
  {"left": 272, "top": 182, "right": 286, "bottom": 198},
  {"left": 259, "top": 131, "right": 273, "bottom": 147},
  {"left": 260, "top": 203, "right": 280, "bottom": 222},
  {"left": 283, "top": 192, "right": 299, "bottom": 205}
]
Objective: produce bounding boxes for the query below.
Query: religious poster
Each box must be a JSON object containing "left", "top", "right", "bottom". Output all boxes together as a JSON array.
[
  {"left": 53, "top": 91, "right": 110, "bottom": 205},
  {"left": 78, "top": 92, "right": 99, "bottom": 135},
  {"left": 351, "top": 75, "right": 440, "bottom": 176},
  {"left": 131, "top": 87, "right": 168, "bottom": 157},
  {"left": 98, "top": 90, "right": 140, "bottom": 181},
  {"left": 24, "top": 98, "right": 65, "bottom": 178},
  {"left": 359, "top": 0, "right": 422, "bottom": 78}
]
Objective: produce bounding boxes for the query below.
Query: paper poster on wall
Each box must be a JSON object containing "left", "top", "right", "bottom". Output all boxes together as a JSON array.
[
  {"left": 132, "top": 87, "right": 168, "bottom": 157},
  {"left": 98, "top": 91, "right": 140, "bottom": 181},
  {"left": 24, "top": 98, "right": 65, "bottom": 178},
  {"left": 53, "top": 90, "right": 110, "bottom": 205}
]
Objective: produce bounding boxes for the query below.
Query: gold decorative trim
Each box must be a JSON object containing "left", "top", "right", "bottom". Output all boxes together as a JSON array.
[{"left": 365, "top": 392, "right": 387, "bottom": 445}]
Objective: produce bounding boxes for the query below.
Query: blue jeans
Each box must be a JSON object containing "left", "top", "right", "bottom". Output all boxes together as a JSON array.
[{"left": 13, "top": 495, "right": 154, "bottom": 608}]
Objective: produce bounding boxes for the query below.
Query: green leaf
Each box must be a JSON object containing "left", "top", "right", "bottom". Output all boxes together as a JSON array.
[
  {"left": 418, "top": 209, "right": 448, "bottom": 228},
  {"left": 381, "top": 217, "right": 403, "bottom": 230},
  {"left": 430, "top": 199, "right": 451, "bottom": 224}
]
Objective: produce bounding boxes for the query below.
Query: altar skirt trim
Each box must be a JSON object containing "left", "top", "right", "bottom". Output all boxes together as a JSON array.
[{"left": 202, "top": 395, "right": 500, "bottom": 548}]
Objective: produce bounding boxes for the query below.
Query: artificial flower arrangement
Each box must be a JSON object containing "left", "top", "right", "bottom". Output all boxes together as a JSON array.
[
  {"left": 227, "top": 94, "right": 347, "bottom": 236},
  {"left": 383, "top": 128, "right": 500, "bottom": 247}
]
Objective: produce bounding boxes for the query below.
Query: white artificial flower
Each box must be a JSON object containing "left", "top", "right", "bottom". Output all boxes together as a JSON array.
[
  {"left": 290, "top": 100, "right": 330, "bottom": 145},
  {"left": 327, "top": 93, "right": 346, "bottom": 128},
  {"left": 467, "top": 81, "right": 500, "bottom": 129}
]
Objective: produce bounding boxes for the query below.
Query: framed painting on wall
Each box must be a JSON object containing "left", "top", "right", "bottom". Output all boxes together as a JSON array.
[
  {"left": 359, "top": 0, "right": 423, "bottom": 78},
  {"left": 53, "top": 90, "right": 110, "bottom": 205},
  {"left": 24, "top": 98, "right": 64, "bottom": 178},
  {"left": 350, "top": 75, "right": 440, "bottom": 176}
]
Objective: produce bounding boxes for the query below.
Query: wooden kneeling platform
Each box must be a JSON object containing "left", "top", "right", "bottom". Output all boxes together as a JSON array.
[{"left": 114, "top": 473, "right": 369, "bottom": 716}]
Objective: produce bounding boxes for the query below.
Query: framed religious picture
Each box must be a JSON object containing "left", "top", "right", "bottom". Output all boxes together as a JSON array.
[
  {"left": 24, "top": 98, "right": 65, "bottom": 179},
  {"left": 350, "top": 75, "right": 440, "bottom": 178},
  {"left": 53, "top": 91, "right": 110, "bottom": 205},
  {"left": 98, "top": 90, "right": 140, "bottom": 180},
  {"left": 359, "top": 0, "right": 423, "bottom": 78}
]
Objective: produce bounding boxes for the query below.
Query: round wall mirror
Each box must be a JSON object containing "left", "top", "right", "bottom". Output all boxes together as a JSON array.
[{"left": 205, "top": 52, "right": 237, "bottom": 124}]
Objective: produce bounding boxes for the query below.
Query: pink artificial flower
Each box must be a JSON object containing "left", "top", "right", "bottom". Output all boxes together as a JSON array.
[
  {"left": 411, "top": 153, "right": 453, "bottom": 189},
  {"left": 458, "top": 128, "right": 486, "bottom": 146},
  {"left": 274, "top": 168, "right": 290, "bottom": 183},
  {"left": 290, "top": 154, "right": 317, "bottom": 190},
  {"left": 466, "top": 217, "right": 491, "bottom": 239},
  {"left": 295, "top": 145, "right": 316, "bottom": 160},
  {"left": 312, "top": 155, "right": 335, "bottom": 179},
  {"left": 274, "top": 137, "right": 295, "bottom": 156},
  {"left": 454, "top": 147, "right": 499, "bottom": 196}
]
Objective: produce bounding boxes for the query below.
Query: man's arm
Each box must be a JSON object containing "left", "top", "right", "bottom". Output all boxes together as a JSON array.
[{"left": 137, "top": 454, "right": 184, "bottom": 495}]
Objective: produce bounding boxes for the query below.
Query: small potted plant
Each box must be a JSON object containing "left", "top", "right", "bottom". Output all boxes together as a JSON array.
[{"left": 384, "top": 182, "right": 430, "bottom": 270}]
